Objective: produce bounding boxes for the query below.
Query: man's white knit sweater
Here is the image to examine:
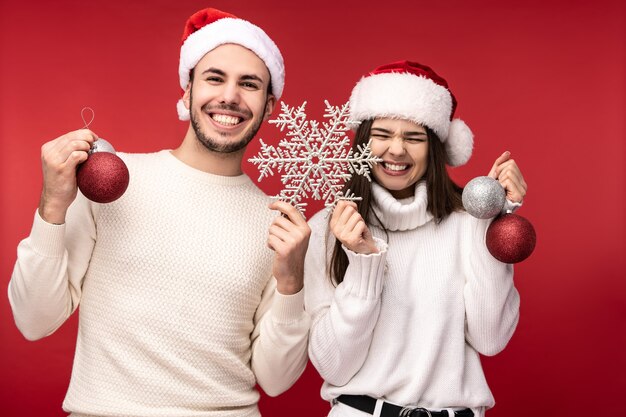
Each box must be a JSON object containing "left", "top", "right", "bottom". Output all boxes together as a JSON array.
[
  {"left": 9, "top": 150, "right": 310, "bottom": 417},
  {"left": 304, "top": 182, "right": 520, "bottom": 417}
]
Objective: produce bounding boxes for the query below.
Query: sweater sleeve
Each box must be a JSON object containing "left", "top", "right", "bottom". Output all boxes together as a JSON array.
[
  {"left": 463, "top": 216, "right": 520, "bottom": 356},
  {"left": 8, "top": 193, "right": 97, "bottom": 341},
  {"left": 250, "top": 277, "right": 310, "bottom": 397},
  {"left": 304, "top": 214, "right": 388, "bottom": 387}
]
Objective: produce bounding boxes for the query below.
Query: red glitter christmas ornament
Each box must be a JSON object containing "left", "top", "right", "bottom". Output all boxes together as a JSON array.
[
  {"left": 486, "top": 213, "right": 536, "bottom": 263},
  {"left": 77, "top": 152, "right": 129, "bottom": 203}
]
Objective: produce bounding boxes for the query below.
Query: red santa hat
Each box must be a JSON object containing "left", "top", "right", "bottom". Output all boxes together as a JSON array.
[
  {"left": 348, "top": 60, "right": 473, "bottom": 166},
  {"left": 176, "top": 8, "right": 285, "bottom": 121}
]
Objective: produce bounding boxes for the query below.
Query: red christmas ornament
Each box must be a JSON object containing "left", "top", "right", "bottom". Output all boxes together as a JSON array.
[
  {"left": 77, "top": 152, "right": 129, "bottom": 203},
  {"left": 486, "top": 213, "right": 536, "bottom": 263}
]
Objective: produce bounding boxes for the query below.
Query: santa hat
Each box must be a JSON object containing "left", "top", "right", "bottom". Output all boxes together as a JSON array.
[
  {"left": 348, "top": 60, "right": 473, "bottom": 166},
  {"left": 176, "top": 8, "right": 285, "bottom": 121}
]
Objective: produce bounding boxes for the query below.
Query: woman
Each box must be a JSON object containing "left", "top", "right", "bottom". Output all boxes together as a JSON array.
[{"left": 304, "top": 61, "right": 527, "bottom": 417}]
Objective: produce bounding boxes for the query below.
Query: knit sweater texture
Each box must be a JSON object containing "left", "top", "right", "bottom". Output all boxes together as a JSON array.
[
  {"left": 9, "top": 150, "right": 310, "bottom": 417},
  {"left": 304, "top": 181, "right": 520, "bottom": 417}
]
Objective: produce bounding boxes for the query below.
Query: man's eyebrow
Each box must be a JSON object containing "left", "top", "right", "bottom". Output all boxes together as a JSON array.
[
  {"left": 240, "top": 74, "right": 264, "bottom": 83},
  {"left": 201, "top": 68, "right": 226, "bottom": 76},
  {"left": 371, "top": 127, "right": 393, "bottom": 134},
  {"left": 199, "top": 69, "right": 264, "bottom": 83}
]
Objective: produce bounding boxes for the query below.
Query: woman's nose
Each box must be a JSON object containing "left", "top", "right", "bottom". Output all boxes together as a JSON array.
[{"left": 387, "top": 137, "right": 406, "bottom": 156}]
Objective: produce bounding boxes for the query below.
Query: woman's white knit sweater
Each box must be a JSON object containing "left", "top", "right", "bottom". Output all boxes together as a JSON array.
[
  {"left": 9, "top": 150, "right": 310, "bottom": 417},
  {"left": 304, "top": 181, "right": 520, "bottom": 417}
]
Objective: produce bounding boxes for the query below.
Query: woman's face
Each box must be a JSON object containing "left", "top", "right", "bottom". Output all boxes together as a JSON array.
[{"left": 369, "top": 118, "right": 429, "bottom": 199}]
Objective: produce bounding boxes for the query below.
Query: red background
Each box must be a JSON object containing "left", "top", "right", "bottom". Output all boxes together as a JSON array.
[{"left": 1, "top": 0, "right": 624, "bottom": 416}]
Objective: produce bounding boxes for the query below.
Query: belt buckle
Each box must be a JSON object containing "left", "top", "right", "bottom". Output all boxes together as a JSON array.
[{"left": 400, "top": 407, "right": 432, "bottom": 417}]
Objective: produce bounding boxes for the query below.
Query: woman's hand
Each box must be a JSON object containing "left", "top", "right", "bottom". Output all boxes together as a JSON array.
[
  {"left": 488, "top": 151, "right": 528, "bottom": 203},
  {"left": 330, "top": 201, "right": 378, "bottom": 255}
]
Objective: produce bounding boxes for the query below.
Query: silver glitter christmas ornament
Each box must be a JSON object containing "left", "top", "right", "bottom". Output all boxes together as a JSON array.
[
  {"left": 462, "top": 176, "right": 506, "bottom": 219},
  {"left": 89, "top": 138, "right": 116, "bottom": 155}
]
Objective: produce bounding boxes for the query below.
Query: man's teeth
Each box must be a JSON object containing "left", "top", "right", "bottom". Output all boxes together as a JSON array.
[
  {"left": 211, "top": 114, "right": 241, "bottom": 126},
  {"left": 384, "top": 162, "right": 408, "bottom": 171}
]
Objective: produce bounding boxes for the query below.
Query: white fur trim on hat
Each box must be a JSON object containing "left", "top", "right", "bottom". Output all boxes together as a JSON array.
[
  {"left": 349, "top": 73, "right": 452, "bottom": 138},
  {"left": 177, "top": 17, "right": 284, "bottom": 121},
  {"left": 446, "top": 119, "right": 473, "bottom": 166},
  {"left": 348, "top": 72, "right": 473, "bottom": 166},
  {"left": 176, "top": 99, "right": 189, "bottom": 121}
]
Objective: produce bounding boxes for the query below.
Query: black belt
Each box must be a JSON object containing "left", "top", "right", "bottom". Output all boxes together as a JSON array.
[{"left": 336, "top": 395, "right": 474, "bottom": 417}]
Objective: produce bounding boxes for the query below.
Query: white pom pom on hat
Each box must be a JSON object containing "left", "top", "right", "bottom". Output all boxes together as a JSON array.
[
  {"left": 348, "top": 60, "right": 473, "bottom": 166},
  {"left": 176, "top": 8, "right": 285, "bottom": 121}
]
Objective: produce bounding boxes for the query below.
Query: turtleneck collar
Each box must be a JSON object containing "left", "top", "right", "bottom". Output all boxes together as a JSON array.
[{"left": 370, "top": 181, "right": 433, "bottom": 231}]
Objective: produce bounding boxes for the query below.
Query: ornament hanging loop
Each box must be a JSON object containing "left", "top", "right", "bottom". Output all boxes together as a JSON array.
[{"left": 81, "top": 107, "right": 95, "bottom": 130}]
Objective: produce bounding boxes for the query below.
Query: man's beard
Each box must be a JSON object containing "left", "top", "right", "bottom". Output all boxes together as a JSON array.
[{"left": 189, "top": 95, "right": 264, "bottom": 154}]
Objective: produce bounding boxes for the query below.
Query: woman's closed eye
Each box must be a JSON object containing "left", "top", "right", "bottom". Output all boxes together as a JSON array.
[
  {"left": 404, "top": 136, "right": 426, "bottom": 143},
  {"left": 371, "top": 134, "right": 391, "bottom": 140}
]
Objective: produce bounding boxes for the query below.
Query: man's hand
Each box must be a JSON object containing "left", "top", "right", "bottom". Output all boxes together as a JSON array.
[
  {"left": 267, "top": 201, "right": 311, "bottom": 295},
  {"left": 488, "top": 151, "right": 528, "bottom": 203},
  {"left": 38, "top": 129, "right": 97, "bottom": 224},
  {"left": 330, "top": 200, "right": 378, "bottom": 255}
]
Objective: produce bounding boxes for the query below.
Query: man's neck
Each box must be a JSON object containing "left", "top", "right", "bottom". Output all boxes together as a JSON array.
[{"left": 171, "top": 134, "right": 245, "bottom": 177}]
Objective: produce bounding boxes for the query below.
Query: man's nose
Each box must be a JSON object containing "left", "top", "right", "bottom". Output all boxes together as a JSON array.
[{"left": 218, "top": 81, "right": 241, "bottom": 105}]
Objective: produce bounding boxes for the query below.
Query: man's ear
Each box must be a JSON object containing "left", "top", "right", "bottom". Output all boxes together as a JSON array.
[
  {"left": 182, "top": 83, "right": 192, "bottom": 110},
  {"left": 263, "top": 94, "right": 277, "bottom": 121}
]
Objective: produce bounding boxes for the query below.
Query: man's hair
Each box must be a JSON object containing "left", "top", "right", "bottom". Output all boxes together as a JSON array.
[{"left": 328, "top": 119, "right": 464, "bottom": 285}]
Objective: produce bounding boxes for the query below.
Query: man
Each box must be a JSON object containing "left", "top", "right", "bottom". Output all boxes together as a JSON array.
[{"left": 8, "top": 7, "right": 310, "bottom": 417}]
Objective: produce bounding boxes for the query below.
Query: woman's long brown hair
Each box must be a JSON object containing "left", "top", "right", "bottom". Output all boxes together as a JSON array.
[{"left": 329, "top": 119, "right": 464, "bottom": 285}]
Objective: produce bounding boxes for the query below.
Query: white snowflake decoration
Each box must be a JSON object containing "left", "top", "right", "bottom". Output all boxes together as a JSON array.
[{"left": 249, "top": 100, "right": 381, "bottom": 213}]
